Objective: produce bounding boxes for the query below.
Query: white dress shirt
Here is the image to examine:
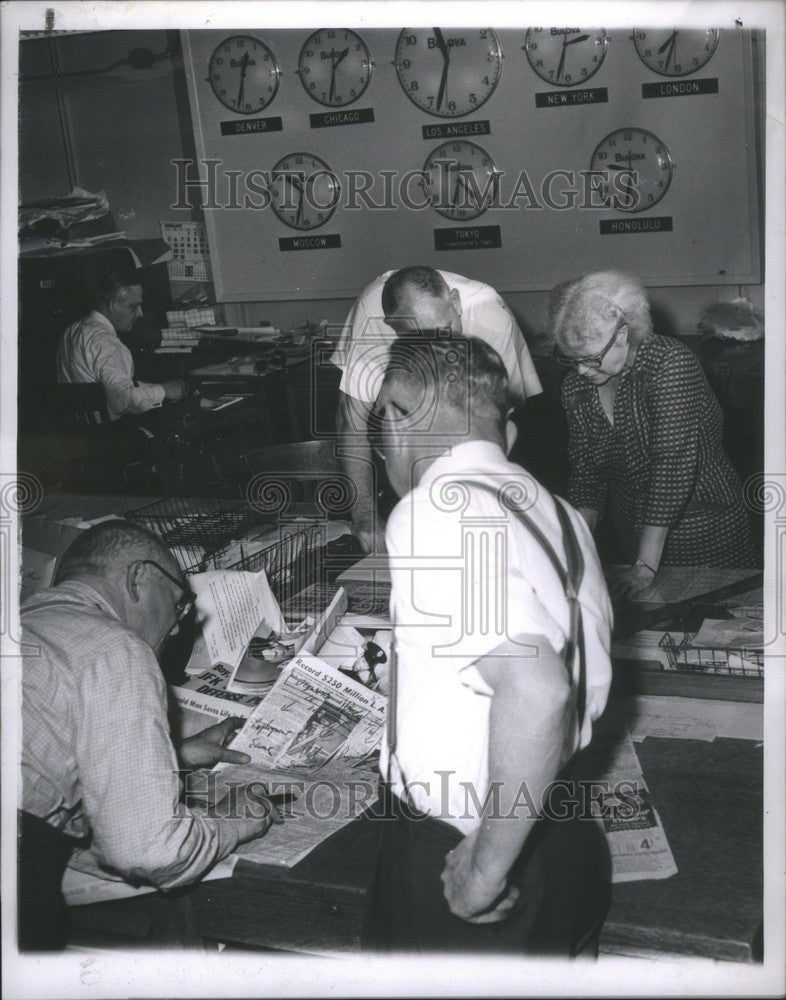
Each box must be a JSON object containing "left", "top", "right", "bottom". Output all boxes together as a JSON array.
[
  {"left": 56, "top": 310, "right": 165, "bottom": 421},
  {"left": 330, "top": 271, "right": 542, "bottom": 406},
  {"left": 380, "top": 440, "right": 613, "bottom": 835}
]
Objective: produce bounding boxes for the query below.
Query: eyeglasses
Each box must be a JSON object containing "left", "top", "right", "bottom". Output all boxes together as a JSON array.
[
  {"left": 137, "top": 559, "right": 196, "bottom": 621},
  {"left": 555, "top": 317, "right": 628, "bottom": 369}
]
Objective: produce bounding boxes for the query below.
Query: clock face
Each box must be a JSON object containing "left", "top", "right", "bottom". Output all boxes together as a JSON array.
[
  {"left": 633, "top": 27, "right": 720, "bottom": 77},
  {"left": 394, "top": 28, "right": 502, "bottom": 118},
  {"left": 590, "top": 128, "right": 673, "bottom": 213},
  {"left": 523, "top": 27, "right": 608, "bottom": 86},
  {"left": 298, "top": 28, "right": 373, "bottom": 107},
  {"left": 422, "top": 141, "right": 499, "bottom": 220},
  {"left": 208, "top": 36, "right": 280, "bottom": 114},
  {"left": 269, "top": 153, "right": 341, "bottom": 230}
]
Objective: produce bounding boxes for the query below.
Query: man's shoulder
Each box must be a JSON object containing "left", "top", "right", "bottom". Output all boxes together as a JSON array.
[{"left": 23, "top": 590, "right": 156, "bottom": 667}]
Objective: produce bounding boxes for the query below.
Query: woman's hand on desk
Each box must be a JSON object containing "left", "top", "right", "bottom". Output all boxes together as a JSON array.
[{"left": 608, "top": 562, "right": 657, "bottom": 601}]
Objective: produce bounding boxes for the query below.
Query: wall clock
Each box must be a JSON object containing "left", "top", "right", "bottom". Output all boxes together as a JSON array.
[
  {"left": 633, "top": 28, "right": 720, "bottom": 77},
  {"left": 589, "top": 128, "right": 673, "bottom": 213},
  {"left": 297, "top": 28, "right": 374, "bottom": 106},
  {"left": 208, "top": 35, "right": 281, "bottom": 114},
  {"left": 421, "top": 140, "right": 499, "bottom": 220},
  {"left": 394, "top": 28, "right": 502, "bottom": 118},
  {"left": 523, "top": 27, "right": 608, "bottom": 86},
  {"left": 269, "top": 153, "right": 341, "bottom": 230}
]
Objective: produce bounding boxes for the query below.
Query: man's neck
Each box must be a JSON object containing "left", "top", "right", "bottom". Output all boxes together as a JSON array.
[{"left": 410, "top": 427, "right": 506, "bottom": 488}]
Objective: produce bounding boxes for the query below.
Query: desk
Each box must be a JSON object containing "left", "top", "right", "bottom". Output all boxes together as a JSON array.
[{"left": 179, "top": 734, "right": 763, "bottom": 960}]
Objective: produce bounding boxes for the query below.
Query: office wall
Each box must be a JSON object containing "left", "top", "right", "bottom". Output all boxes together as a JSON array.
[{"left": 19, "top": 29, "right": 765, "bottom": 343}]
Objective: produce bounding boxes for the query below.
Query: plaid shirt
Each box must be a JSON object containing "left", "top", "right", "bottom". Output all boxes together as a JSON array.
[{"left": 21, "top": 581, "right": 254, "bottom": 888}]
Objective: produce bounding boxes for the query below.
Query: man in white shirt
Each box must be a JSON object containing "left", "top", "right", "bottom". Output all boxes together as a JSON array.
[
  {"left": 365, "top": 336, "right": 612, "bottom": 954},
  {"left": 332, "top": 267, "right": 542, "bottom": 553},
  {"left": 56, "top": 268, "right": 185, "bottom": 421}
]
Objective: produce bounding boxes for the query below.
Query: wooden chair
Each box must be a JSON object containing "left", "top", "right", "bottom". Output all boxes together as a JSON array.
[{"left": 53, "top": 382, "right": 113, "bottom": 428}]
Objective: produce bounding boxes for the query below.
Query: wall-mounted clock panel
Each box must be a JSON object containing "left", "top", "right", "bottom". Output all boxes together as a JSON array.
[{"left": 182, "top": 28, "right": 760, "bottom": 301}]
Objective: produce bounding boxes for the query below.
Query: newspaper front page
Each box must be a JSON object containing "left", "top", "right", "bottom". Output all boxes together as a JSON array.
[{"left": 212, "top": 653, "right": 386, "bottom": 867}]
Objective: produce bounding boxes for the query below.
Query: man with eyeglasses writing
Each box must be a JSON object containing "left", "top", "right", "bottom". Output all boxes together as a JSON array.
[{"left": 19, "top": 520, "right": 277, "bottom": 950}]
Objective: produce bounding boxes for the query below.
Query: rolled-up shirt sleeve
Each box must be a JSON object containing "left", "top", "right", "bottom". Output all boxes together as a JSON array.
[
  {"left": 74, "top": 631, "right": 253, "bottom": 888},
  {"left": 89, "top": 333, "right": 165, "bottom": 418},
  {"left": 640, "top": 350, "right": 704, "bottom": 526}
]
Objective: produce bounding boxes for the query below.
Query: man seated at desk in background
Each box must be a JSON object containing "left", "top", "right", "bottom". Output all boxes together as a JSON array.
[
  {"left": 56, "top": 268, "right": 186, "bottom": 420},
  {"left": 19, "top": 520, "right": 277, "bottom": 951},
  {"left": 332, "top": 266, "right": 542, "bottom": 552},
  {"left": 365, "top": 336, "right": 612, "bottom": 955}
]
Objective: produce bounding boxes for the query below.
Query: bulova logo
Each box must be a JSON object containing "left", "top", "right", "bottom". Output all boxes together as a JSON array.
[{"left": 427, "top": 36, "right": 467, "bottom": 48}]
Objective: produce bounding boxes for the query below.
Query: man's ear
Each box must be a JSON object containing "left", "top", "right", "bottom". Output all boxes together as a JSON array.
[
  {"left": 505, "top": 417, "right": 518, "bottom": 456},
  {"left": 126, "top": 560, "right": 145, "bottom": 604},
  {"left": 448, "top": 287, "right": 462, "bottom": 317}
]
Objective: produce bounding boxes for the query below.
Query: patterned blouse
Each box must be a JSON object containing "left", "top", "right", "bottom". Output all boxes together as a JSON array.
[{"left": 561, "top": 335, "right": 756, "bottom": 567}]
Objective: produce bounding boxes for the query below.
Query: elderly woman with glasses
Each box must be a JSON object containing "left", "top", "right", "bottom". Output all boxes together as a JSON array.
[{"left": 551, "top": 271, "right": 756, "bottom": 598}]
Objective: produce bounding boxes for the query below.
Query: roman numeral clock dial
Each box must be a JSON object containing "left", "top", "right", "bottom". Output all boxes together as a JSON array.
[{"left": 394, "top": 28, "right": 502, "bottom": 117}]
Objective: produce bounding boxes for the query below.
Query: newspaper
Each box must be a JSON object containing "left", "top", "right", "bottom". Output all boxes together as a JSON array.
[
  {"left": 186, "top": 568, "right": 348, "bottom": 695},
  {"left": 170, "top": 662, "right": 264, "bottom": 738},
  {"left": 212, "top": 653, "right": 385, "bottom": 868},
  {"left": 574, "top": 721, "right": 678, "bottom": 884}
]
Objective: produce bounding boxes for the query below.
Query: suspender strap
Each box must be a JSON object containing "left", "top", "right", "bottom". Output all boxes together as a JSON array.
[
  {"left": 461, "top": 483, "right": 588, "bottom": 732},
  {"left": 386, "top": 481, "right": 590, "bottom": 789}
]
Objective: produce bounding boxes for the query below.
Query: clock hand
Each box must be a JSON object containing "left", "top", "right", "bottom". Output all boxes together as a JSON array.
[
  {"left": 657, "top": 29, "right": 678, "bottom": 55},
  {"left": 334, "top": 47, "right": 349, "bottom": 69},
  {"left": 556, "top": 36, "right": 568, "bottom": 82},
  {"left": 329, "top": 49, "right": 337, "bottom": 104},
  {"left": 434, "top": 28, "right": 450, "bottom": 110},
  {"left": 665, "top": 34, "right": 677, "bottom": 72},
  {"left": 295, "top": 180, "right": 305, "bottom": 227},
  {"left": 565, "top": 33, "right": 591, "bottom": 46},
  {"left": 236, "top": 50, "right": 250, "bottom": 108}
]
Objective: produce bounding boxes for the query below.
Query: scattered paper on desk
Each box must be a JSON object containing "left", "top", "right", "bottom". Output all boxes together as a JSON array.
[
  {"left": 574, "top": 725, "right": 678, "bottom": 883},
  {"left": 191, "top": 568, "right": 285, "bottom": 669},
  {"left": 317, "top": 623, "right": 367, "bottom": 670},
  {"left": 690, "top": 617, "right": 764, "bottom": 650},
  {"left": 336, "top": 554, "right": 391, "bottom": 585},
  {"left": 626, "top": 694, "right": 763, "bottom": 744},
  {"left": 61, "top": 855, "right": 237, "bottom": 907}
]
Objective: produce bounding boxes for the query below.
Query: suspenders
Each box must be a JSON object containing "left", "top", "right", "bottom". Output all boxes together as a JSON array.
[{"left": 386, "top": 483, "right": 589, "bottom": 788}]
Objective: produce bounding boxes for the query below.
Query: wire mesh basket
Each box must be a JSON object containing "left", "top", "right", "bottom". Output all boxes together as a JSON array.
[
  {"left": 126, "top": 495, "right": 331, "bottom": 607},
  {"left": 219, "top": 524, "right": 326, "bottom": 608},
  {"left": 658, "top": 604, "right": 764, "bottom": 678}
]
